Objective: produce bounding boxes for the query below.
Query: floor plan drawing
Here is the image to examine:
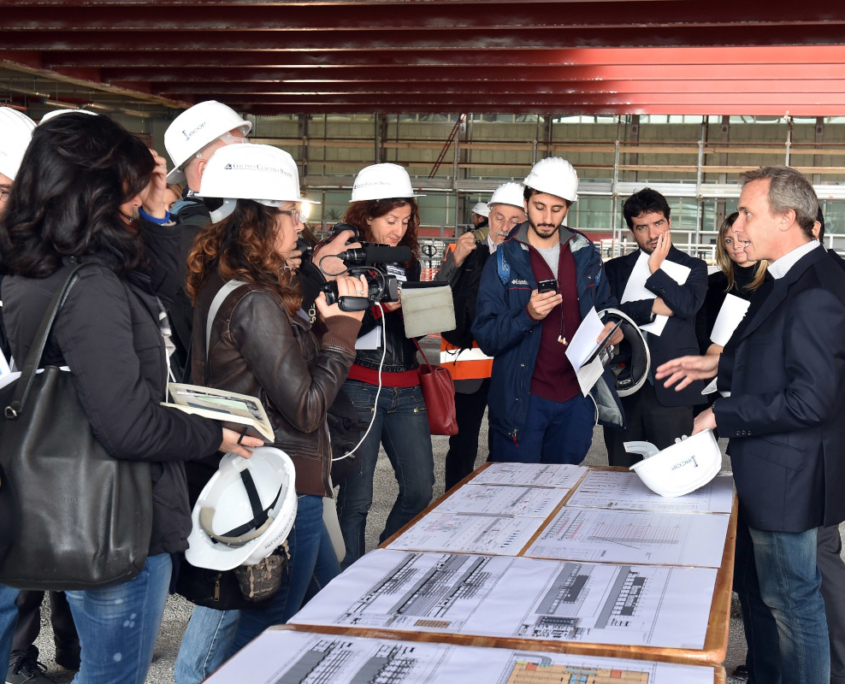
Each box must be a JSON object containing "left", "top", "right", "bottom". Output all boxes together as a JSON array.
[
  {"left": 432, "top": 484, "right": 568, "bottom": 518},
  {"left": 469, "top": 463, "right": 586, "bottom": 489},
  {"left": 524, "top": 507, "right": 729, "bottom": 567}
]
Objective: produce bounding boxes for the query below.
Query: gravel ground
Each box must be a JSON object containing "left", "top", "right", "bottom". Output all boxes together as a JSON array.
[{"left": 22, "top": 338, "right": 800, "bottom": 682}]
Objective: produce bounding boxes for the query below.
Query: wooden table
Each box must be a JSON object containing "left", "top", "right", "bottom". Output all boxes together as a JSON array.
[{"left": 291, "top": 464, "right": 736, "bottom": 683}]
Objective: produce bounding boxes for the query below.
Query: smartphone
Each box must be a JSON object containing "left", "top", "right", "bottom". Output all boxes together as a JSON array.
[{"left": 537, "top": 279, "right": 558, "bottom": 294}]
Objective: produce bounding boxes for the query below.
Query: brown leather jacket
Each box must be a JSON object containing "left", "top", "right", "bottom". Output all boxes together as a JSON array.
[{"left": 192, "top": 273, "right": 360, "bottom": 497}]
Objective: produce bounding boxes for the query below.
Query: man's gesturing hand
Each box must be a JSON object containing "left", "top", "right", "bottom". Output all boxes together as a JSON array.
[{"left": 527, "top": 289, "right": 562, "bottom": 321}]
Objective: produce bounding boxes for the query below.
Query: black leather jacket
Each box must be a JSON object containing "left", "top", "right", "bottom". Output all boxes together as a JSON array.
[{"left": 353, "top": 259, "right": 421, "bottom": 374}]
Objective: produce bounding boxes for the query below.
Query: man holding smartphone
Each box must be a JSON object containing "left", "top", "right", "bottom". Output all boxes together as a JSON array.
[{"left": 473, "top": 157, "right": 624, "bottom": 465}]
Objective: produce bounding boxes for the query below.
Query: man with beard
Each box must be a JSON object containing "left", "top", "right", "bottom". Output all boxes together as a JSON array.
[
  {"left": 602, "top": 188, "right": 708, "bottom": 467},
  {"left": 473, "top": 157, "right": 624, "bottom": 464}
]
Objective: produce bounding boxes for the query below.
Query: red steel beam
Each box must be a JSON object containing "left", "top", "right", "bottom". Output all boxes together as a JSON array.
[
  {"left": 40, "top": 46, "right": 845, "bottom": 69},
  {"left": 154, "top": 80, "right": 845, "bottom": 96},
  {"left": 5, "top": 26, "right": 845, "bottom": 51},
  {"left": 99, "top": 64, "right": 845, "bottom": 83},
  {"left": 2, "top": 3, "right": 842, "bottom": 32}
]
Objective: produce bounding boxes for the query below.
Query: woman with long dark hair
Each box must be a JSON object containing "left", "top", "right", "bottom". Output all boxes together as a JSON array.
[
  {"left": 334, "top": 163, "right": 434, "bottom": 567},
  {"left": 175, "top": 144, "right": 367, "bottom": 682},
  {"left": 0, "top": 113, "right": 259, "bottom": 684},
  {"left": 696, "top": 212, "right": 768, "bottom": 354}
]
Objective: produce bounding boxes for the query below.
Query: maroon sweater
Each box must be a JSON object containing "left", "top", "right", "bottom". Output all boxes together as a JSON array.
[{"left": 527, "top": 240, "right": 582, "bottom": 403}]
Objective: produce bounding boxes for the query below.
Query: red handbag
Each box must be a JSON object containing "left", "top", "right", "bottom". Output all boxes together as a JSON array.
[{"left": 413, "top": 338, "right": 459, "bottom": 436}]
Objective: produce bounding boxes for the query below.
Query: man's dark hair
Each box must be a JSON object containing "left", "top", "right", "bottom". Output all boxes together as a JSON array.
[
  {"left": 0, "top": 113, "right": 154, "bottom": 278},
  {"left": 523, "top": 185, "right": 572, "bottom": 208},
  {"left": 622, "top": 188, "right": 671, "bottom": 230},
  {"left": 816, "top": 206, "right": 826, "bottom": 241}
]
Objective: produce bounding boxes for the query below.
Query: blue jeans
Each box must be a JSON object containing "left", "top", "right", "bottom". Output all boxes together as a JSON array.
[
  {"left": 0, "top": 583, "right": 20, "bottom": 666},
  {"left": 230, "top": 494, "right": 340, "bottom": 653},
  {"left": 65, "top": 553, "right": 172, "bottom": 684},
  {"left": 490, "top": 392, "right": 594, "bottom": 465},
  {"left": 734, "top": 516, "right": 830, "bottom": 684},
  {"left": 174, "top": 607, "right": 240, "bottom": 684},
  {"left": 336, "top": 381, "right": 435, "bottom": 567}
]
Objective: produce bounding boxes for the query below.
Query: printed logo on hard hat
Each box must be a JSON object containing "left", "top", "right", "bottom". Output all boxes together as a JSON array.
[
  {"left": 354, "top": 179, "right": 392, "bottom": 189},
  {"left": 671, "top": 455, "right": 699, "bottom": 471},
  {"left": 182, "top": 121, "right": 207, "bottom": 141},
  {"left": 223, "top": 162, "right": 294, "bottom": 178}
]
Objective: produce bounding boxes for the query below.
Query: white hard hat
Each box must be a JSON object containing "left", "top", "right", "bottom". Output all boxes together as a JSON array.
[
  {"left": 488, "top": 182, "right": 525, "bottom": 210},
  {"left": 349, "top": 163, "right": 425, "bottom": 203},
  {"left": 524, "top": 156, "right": 579, "bottom": 203},
  {"left": 471, "top": 201, "right": 490, "bottom": 218},
  {"left": 199, "top": 144, "right": 318, "bottom": 219},
  {"left": 165, "top": 100, "right": 252, "bottom": 184},
  {"left": 0, "top": 108, "right": 36, "bottom": 182},
  {"left": 186, "top": 448, "right": 298, "bottom": 571},
  {"left": 627, "top": 430, "right": 722, "bottom": 498},
  {"left": 39, "top": 109, "right": 98, "bottom": 126}
]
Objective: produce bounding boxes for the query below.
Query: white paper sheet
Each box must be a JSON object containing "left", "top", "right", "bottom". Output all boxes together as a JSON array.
[
  {"left": 710, "top": 293, "right": 751, "bottom": 346},
  {"left": 355, "top": 326, "right": 382, "bottom": 350},
  {"left": 205, "top": 629, "right": 717, "bottom": 684},
  {"left": 525, "top": 507, "right": 729, "bottom": 567},
  {"left": 469, "top": 463, "right": 586, "bottom": 489},
  {"left": 387, "top": 511, "right": 545, "bottom": 556},
  {"left": 289, "top": 549, "right": 718, "bottom": 650},
  {"left": 567, "top": 471, "right": 734, "bottom": 514},
  {"left": 621, "top": 252, "right": 691, "bottom": 337},
  {"left": 564, "top": 306, "right": 607, "bottom": 395},
  {"left": 433, "top": 484, "right": 568, "bottom": 518}
]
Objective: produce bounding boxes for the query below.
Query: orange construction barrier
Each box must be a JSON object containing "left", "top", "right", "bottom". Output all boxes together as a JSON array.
[{"left": 439, "top": 338, "right": 493, "bottom": 380}]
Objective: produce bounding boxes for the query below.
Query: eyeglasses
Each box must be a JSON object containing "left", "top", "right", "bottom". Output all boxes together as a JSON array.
[{"left": 277, "top": 209, "right": 304, "bottom": 223}]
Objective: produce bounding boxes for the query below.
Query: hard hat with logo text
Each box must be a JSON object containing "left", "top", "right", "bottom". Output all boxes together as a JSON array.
[
  {"left": 524, "top": 156, "right": 578, "bottom": 203},
  {"left": 165, "top": 100, "right": 252, "bottom": 184},
  {"left": 186, "top": 448, "right": 297, "bottom": 571},
  {"left": 488, "top": 182, "right": 525, "bottom": 210},
  {"left": 0, "top": 108, "right": 36, "bottom": 182},
  {"left": 350, "top": 163, "right": 425, "bottom": 203},
  {"left": 471, "top": 201, "right": 490, "bottom": 218},
  {"left": 199, "top": 144, "right": 318, "bottom": 222},
  {"left": 627, "top": 430, "right": 722, "bottom": 498}
]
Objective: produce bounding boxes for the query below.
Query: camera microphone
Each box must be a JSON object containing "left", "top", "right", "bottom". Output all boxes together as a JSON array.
[{"left": 337, "top": 244, "right": 412, "bottom": 265}]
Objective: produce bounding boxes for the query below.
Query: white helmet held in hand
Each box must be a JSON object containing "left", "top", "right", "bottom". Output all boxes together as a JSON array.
[
  {"left": 627, "top": 429, "right": 722, "bottom": 498},
  {"left": 164, "top": 100, "right": 252, "bottom": 184},
  {"left": 488, "top": 182, "right": 525, "bottom": 210},
  {"left": 350, "top": 163, "right": 425, "bottom": 202},
  {"left": 186, "top": 448, "right": 297, "bottom": 571},
  {"left": 471, "top": 201, "right": 490, "bottom": 218},
  {"left": 524, "top": 156, "right": 579, "bottom": 203},
  {"left": 199, "top": 143, "right": 318, "bottom": 220},
  {"left": 0, "top": 107, "right": 36, "bottom": 182}
]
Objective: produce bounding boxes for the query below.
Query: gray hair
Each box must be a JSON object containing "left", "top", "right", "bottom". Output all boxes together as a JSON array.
[{"left": 740, "top": 166, "right": 818, "bottom": 238}]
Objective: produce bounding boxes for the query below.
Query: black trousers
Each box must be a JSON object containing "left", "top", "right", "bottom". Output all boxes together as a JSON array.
[
  {"left": 818, "top": 524, "right": 845, "bottom": 684},
  {"left": 603, "top": 380, "right": 695, "bottom": 467},
  {"left": 444, "top": 379, "right": 491, "bottom": 491},
  {"left": 11, "top": 590, "right": 79, "bottom": 663}
]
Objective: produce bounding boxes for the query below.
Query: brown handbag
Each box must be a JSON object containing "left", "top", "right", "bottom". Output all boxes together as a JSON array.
[{"left": 413, "top": 338, "right": 458, "bottom": 436}]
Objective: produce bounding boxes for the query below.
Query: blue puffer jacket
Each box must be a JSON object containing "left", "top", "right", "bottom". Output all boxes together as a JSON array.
[{"left": 472, "top": 222, "right": 626, "bottom": 444}]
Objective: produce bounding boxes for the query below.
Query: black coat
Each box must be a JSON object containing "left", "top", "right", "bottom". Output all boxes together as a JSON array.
[
  {"left": 2, "top": 224, "right": 222, "bottom": 556},
  {"left": 715, "top": 245, "right": 845, "bottom": 532},
  {"left": 604, "top": 246, "right": 708, "bottom": 407},
  {"left": 436, "top": 241, "right": 491, "bottom": 349},
  {"left": 695, "top": 263, "right": 761, "bottom": 354}
]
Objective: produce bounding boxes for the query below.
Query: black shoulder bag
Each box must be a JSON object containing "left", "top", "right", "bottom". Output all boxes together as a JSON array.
[{"left": 0, "top": 264, "right": 153, "bottom": 590}]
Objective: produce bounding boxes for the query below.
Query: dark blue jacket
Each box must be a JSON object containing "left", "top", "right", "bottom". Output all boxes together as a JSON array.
[
  {"left": 716, "top": 245, "right": 845, "bottom": 532},
  {"left": 605, "top": 246, "right": 708, "bottom": 407},
  {"left": 472, "top": 223, "right": 624, "bottom": 443}
]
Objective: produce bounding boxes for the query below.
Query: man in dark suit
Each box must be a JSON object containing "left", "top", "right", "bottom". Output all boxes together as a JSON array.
[
  {"left": 603, "top": 188, "right": 708, "bottom": 466},
  {"left": 694, "top": 166, "right": 845, "bottom": 684}
]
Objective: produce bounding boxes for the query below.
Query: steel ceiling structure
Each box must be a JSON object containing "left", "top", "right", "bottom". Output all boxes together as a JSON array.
[{"left": 2, "top": 1, "right": 845, "bottom": 116}]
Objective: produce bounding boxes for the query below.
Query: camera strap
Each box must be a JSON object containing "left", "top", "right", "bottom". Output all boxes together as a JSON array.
[{"left": 206, "top": 280, "right": 248, "bottom": 363}]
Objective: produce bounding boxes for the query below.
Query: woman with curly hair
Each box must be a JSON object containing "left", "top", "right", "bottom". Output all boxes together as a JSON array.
[
  {"left": 334, "top": 163, "right": 434, "bottom": 567},
  {"left": 174, "top": 144, "right": 367, "bottom": 683}
]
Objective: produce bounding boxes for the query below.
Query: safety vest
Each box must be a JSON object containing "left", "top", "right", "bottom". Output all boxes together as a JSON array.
[{"left": 439, "top": 338, "right": 494, "bottom": 380}]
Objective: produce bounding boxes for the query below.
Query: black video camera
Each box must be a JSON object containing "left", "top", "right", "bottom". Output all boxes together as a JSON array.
[
  {"left": 321, "top": 266, "right": 401, "bottom": 312},
  {"left": 318, "top": 222, "right": 412, "bottom": 268}
]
